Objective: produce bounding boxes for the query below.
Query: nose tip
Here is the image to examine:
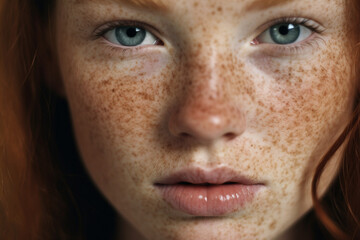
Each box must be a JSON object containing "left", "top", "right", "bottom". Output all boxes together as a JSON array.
[{"left": 168, "top": 101, "right": 246, "bottom": 144}]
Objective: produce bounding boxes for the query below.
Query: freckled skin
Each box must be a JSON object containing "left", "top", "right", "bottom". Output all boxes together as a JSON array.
[{"left": 56, "top": 0, "right": 356, "bottom": 239}]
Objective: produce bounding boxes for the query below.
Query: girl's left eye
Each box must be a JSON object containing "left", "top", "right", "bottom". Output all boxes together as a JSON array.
[
  {"left": 255, "top": 23, "right": 313, "bottom": 45},
  {"left": 104, "top": 26, "right": 160, "bottom": 47}
]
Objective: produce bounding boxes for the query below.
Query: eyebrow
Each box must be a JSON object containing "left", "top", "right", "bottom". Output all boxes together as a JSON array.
[
  {"left": 115, "top": 0, "right": 167, "bottom": 11},
  {"left": 244, "top": 0, "right": 294, "bottom": 11},
  {"left": 74, "top": 0, "right": 166, "bottom": 11}
]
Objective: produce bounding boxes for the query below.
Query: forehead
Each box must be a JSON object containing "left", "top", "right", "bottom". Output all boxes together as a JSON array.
[
  {"left": 71, "top": 0, "right": 338, "bottom": 12},
  {"left": 110, "top": 0, "right": 286, "bottom": 9},
  {"left": 67, "top": 0, "right": 346, "bottom": 33}
]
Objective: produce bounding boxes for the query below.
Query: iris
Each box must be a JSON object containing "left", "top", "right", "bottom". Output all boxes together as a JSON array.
[
  {"left": 269, "top": 23, "right": 300, "bottom": 44},
  {"left": 115, "top": 26, "right": 147, "bottom": 46}
]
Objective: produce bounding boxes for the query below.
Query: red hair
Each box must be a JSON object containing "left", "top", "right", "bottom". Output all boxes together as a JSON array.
[
  {"left": 310, "top": 0, "right": 360, "bottom": 239},
  {"left": 0, "top": 1, "right": 77, "bottom": 239},
  {"left": 0, "top": 0, "right": 359, "bottom": 239}
]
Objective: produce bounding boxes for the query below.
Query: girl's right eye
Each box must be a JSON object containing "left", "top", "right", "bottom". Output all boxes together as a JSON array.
[
  {"left": 252, "top": 18, "right": 324, "bottom": 47},
  {"left": 256, "top": 22, "right": 313, "bottom": 45},
  {"left": 103, "top": 26, "right": 162, "bottom": 47}
]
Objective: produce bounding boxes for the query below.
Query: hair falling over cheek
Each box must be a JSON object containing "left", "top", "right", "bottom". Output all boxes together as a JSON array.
[
  {"left": 311, "top": 103, "right": 360, "bottom": 239},
  {"left": 0, "top": 1, "right": 75, "bottom": 239},
  {"left": 311, "top": 1, "right": 360, "bottom": 238},
  {"left": 0, "top": 4, "right": 40, "bottom": 240}
]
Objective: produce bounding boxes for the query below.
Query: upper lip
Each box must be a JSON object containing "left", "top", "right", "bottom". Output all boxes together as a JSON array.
[{"left": 154, "top": 166, "right": 263, "bottom": 185}]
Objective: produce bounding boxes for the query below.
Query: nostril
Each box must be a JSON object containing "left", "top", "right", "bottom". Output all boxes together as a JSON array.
[
  {"left": 180, "top": 132, "right": 191, "bottom": 138},
  {"left": 177, "top": 130, "right": 240, "bottom": 142},
  {"left": 224, "top": 132, "right": 237, "bottom": 141}
]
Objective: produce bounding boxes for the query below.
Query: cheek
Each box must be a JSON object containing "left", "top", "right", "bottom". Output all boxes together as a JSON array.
[
  {"left": 209, "top": 41, "right": 354, "bottom": 235},
  {"left": 246, "top": 42, "right": 352, "bottom": 152},
  {"left": 243, "top": 41, "right": 353, "bottom": 205},
  {"left": 60, "top": 45, "right": 188, "bottom": 178},
  {"left": 65, "top": 50, "right": 171, "bottom": 133},
  {"left": 58, "top": 49, "right": 180, "bottom": 218}
]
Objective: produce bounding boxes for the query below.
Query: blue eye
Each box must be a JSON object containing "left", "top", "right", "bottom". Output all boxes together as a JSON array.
[
  {"left": 270, "top": 23, "right": 300, "bottom": 44},
  {"left": 104, "top": 26, "right": 160, "bottom": 47},
  {"left": 257, "top": 22, "right": 313, "bottom": 45}
]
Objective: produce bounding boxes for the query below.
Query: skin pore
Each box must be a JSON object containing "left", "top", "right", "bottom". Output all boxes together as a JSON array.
[{"left": 55, "top": 0, "right": 355, "bottom": 239}]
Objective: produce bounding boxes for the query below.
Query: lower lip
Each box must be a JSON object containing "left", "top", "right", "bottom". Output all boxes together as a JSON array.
[{"left": 155, "top": 183, "right": 262, "bottom": 216}]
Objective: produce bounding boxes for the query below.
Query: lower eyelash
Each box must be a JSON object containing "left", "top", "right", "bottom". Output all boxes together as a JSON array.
[
  {"left": 98, "top": 37, "right": 164, "bottom": 58},
  {"left": 98, "top": 38, "right": 135, "bottom": 57},
  {"left": 260, "top": 34, "right": 326, "bottom": 57}
]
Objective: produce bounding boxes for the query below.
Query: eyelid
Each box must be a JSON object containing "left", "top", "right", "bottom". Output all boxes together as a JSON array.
[
  {"left": 92, "top": 20, "right": 163, "bottom": 41},
  {"left": 249, "top": 17, "right": 326, "bottom": 56},
  {"left": 254, "top": 17, "right": 326, "bottom": 38}
]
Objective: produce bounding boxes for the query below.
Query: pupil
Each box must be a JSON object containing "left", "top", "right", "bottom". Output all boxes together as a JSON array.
[
  {"left": 279, "top": 25, "right": 289, "bottom": 35},
  {"left": 126, "top": 28, "right": 137, "bottom": 38}
]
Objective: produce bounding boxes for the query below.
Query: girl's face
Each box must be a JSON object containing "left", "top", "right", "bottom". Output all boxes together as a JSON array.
[{"left": 56, "top": 0, "right": 355, "bottom": 239}]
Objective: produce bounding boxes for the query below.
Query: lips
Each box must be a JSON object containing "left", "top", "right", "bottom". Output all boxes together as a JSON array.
[{"left": 154, "top": 167, "right": 264, "bottom": 216}]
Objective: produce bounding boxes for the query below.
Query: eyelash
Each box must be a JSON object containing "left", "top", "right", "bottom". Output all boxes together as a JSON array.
[
  {"left": 266, "top": 17, "right": 324, "bottom": 34},
  {"left": 252, "top": 17, "right": 325, "bottom": 55},
  {"left": 93, "top": 20, "right": 163, "bottom": 54},
  {"left": 93, "top": 17, "right": 325, "bottom": 55}
]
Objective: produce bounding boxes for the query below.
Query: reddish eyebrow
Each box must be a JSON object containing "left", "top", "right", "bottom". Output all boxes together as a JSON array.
[
  {"left": 245, "top": 0, "right": 294, "bottom": 11},
  {"left": 74, "top": 0, "right": 167, "bottom": 11},
  {"left": 121, "top": 0, "right": 166, "bottom": 10}
]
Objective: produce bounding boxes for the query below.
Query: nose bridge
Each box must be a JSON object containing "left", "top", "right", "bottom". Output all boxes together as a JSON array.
[
  {"left": 168, "top": 41, "right": 246, "bottom": 144},
  {"left": 179, "top": 13, "right": 228, "bottom": 96},
  {"left": 184, "top": 40, "right": 226, "bottom": 101},
  {"left": 181, "top": 43, "right": 230, "bottom": 122}
]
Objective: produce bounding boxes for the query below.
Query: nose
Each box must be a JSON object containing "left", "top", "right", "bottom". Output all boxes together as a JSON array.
[
  {"left": 169, "top": 98, "right": 246, "bottom": 144},
  {"left": 168, "top": 53, "right": 246, "bottom": 145}
]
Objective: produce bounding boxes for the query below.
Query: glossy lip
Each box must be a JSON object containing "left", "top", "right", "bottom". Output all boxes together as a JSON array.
[{"left": 154, "top": 167, "right": 265, "bottom": 216}]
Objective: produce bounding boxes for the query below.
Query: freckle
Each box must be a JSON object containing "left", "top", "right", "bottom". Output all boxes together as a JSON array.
[
  {"left": 257, "top": 100, "right": 265, "bottom": 107},
  {"left": 217, "top": 6, "right": 222, "bottom": 12},
  {"left": 258, "top": 216, "right": 264, "bottom": 225},
  {"left": 102, "top": 79, "right": 111, "bottom": 86}
]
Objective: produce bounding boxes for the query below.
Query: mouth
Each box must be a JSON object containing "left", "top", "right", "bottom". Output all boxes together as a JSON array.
[
  {"left": 153, "top": 167, "right": 265, "bottom": 216},
  {"left": 171, "top": 181, "right": 239, "bottom": 186}
]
